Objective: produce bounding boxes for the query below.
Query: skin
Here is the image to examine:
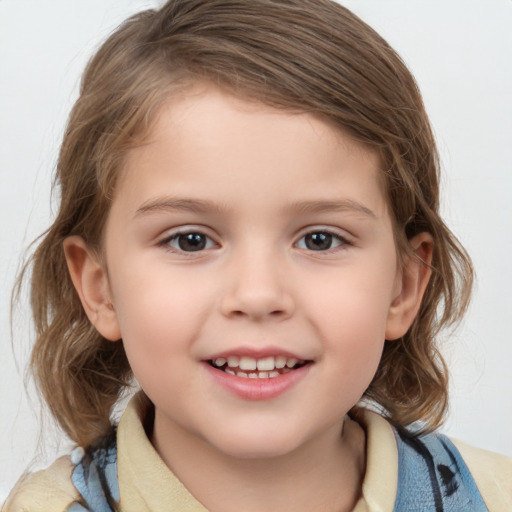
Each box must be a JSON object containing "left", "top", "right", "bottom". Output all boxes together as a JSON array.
[{"left": 65, "top": 85, "right": 432, "bottom": 512}]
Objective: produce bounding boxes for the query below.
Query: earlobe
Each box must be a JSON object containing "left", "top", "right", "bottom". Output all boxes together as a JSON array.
[
  {"left": 385, "top": 232, "right": 434, "bottom": 340},
  {"left": 63, "top": 236, "right": 122, "bottom": 341}
]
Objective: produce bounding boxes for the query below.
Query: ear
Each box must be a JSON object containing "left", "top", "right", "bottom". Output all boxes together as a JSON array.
[
  {"left": 385, "top": 232, "right": 434, "bottom": 340},
  {"left": 63, "top": 236, "right": 121, "bottom": 341}
]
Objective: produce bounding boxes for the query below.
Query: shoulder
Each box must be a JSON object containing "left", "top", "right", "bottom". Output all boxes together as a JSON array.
[
  {"left": 3, "top": 436, "right": 119, "bottom": 512},
  {"left": 355, "top": 408, "right": 512, "bottom": 511},
  {"left": 452, "top": 438, "right": 512, "bottom": 511},
  {"left": 2, "top": 455, "right": 80, "bottom": 512},
  {"left": 394, "top": 425, "right": 512, "bottom": 511}
]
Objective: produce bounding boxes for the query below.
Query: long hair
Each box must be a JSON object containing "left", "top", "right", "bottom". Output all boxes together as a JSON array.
[{"left": 20, "top": 0, "right": 472, "bottom": 447}]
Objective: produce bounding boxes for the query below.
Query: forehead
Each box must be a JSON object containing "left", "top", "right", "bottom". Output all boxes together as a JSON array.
[{"left": 112, "top": 85, "right": 389, "bottom": 222}]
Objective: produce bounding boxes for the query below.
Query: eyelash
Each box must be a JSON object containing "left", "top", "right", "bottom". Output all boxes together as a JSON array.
[
  {"left": 157, "top": 228, "right": 351, "bottom": 255},
  {"left": 158, "top": 230, "right": 217, "bottom": 255},
  {"left": 295, "top": 230, "right": 351, "bottom": 253}
]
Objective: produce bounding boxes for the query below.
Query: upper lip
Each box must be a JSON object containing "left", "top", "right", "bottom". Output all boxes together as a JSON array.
[{"left": 205, "top": 346, "right": 311, "bottom": 361}]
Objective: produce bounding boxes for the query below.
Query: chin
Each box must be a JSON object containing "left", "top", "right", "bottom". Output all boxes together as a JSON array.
[{"left": 203, "top": 423, "right": 311, "bottom": 461}]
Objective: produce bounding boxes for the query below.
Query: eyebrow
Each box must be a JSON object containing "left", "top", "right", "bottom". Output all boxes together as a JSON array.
[
  {"left": 135, "top": 197, "right": 228, "bottom": 217},
  {"left": 134, "top": 196, "right": 376, "bottom": 219},
  {"left": 289, "top": 199, "right": 377, "bottom": 219}
]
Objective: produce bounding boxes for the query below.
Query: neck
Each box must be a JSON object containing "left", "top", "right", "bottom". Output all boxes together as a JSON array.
[{"left": 151, "top": 413, "right": 366, "bottom": 512}]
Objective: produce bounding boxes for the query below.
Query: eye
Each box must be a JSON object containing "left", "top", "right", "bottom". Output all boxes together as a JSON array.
[
  {"left": 163, "top": 231, "right": 216, "bottom": 252},
  {"left": 295, "top": 231, "right": 347, "bottom": 251}
]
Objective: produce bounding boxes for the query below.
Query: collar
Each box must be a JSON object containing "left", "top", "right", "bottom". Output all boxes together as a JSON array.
[{"left": 116, "top": 393, "right": 398, "bottom": 512}]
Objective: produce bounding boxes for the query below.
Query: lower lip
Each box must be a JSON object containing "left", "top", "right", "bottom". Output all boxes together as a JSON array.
[{"left": 203, "top": 362, "right": 312, "bottom": 401}]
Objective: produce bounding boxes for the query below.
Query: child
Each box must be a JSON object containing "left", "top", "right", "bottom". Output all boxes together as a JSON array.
[{"left": 4, "top": 0, "right": 511, "bottom": 510}]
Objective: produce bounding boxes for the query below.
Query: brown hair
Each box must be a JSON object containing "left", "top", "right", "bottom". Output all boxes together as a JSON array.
[{"left": 21, "top": 0, "right": 472, "bottom": 447}]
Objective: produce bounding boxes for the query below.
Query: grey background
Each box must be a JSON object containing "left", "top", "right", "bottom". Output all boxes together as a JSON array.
[{"left": 1, "top": 0, "right": 511, "bottom": 502}]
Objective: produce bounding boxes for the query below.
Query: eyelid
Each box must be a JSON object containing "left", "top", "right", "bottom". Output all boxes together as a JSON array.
[
  {"left": 294, "top": 227, "right": 353, "bottom": 252},
  {"left": 158, "top": 226, "right": 219, "bottom": 254}
]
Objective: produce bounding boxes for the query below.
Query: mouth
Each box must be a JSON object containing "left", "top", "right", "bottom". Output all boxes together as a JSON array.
[{"left": 208, "top": 355, "right": 309, "bottom": 379}]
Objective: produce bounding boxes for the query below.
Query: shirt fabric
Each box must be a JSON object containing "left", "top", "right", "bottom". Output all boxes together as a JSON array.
[{"left": 4, "top": 393, "right": 512, "bottom": 511}]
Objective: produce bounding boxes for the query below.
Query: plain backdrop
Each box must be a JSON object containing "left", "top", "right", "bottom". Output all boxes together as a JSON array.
[{"left": 1, "top": 0, "right": 511, "bottom": 503}]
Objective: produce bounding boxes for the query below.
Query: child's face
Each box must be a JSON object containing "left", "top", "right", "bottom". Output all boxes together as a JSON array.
[{"left": 88, "top": 85, "right": 424, "bottom": 459}]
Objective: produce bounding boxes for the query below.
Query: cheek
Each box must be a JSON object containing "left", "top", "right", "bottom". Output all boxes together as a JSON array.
[
  {"left": 311, "top": 261, "right": 396, "bottom": 335},
  {"left": 306, "top": 257, "right": 397, "bottom": 380},
  {"left": 315, "top": 296, "right": 388, "bottom": 407},
  {"left": 322, "top": 294, "right": 387, "bottom": 376},
  {"left": 108, "top": 265, "right": 213, "bottom": 371}
]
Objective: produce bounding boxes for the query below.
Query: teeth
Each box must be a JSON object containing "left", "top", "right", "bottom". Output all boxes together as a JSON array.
[
  {"left": 239, "top": 356, "right": 257, "bottom": 371},
  {"left": 275, "top": 356, "right": 286, "bottom": 368},
  {"left": 257, "top": 356, "right": 274, "bottom": 371},
  {"left": 212, "top": 355, "right": 305, "bottom": 375},
  {"left": 286, "top": 358, "right": 298, "bottom": 368},
  {"left": 226, "top": 370, "right": 282, "bottom": 379},
  {"left": 227, "top": 356, "right": 239, "bottom": 368}
]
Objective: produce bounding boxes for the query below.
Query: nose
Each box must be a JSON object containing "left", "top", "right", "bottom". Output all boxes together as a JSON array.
[{"left": 219, "top": 249, "right": 295, "bottom": 321}]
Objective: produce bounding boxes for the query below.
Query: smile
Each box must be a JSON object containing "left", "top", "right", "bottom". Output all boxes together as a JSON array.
[
  {"left": 209, "top": 355, "right": 307, "bottom": 379},
  {"left": 204, "top": 354, "right": 312, "bottom": 401}
]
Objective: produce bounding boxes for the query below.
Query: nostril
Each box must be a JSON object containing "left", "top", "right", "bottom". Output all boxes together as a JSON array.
[{"left": 219, "top": 283, "right": 295, "bottom": 320}]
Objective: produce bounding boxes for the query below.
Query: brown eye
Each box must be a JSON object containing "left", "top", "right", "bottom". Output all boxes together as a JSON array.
[
  {"left": 305, "top": 232, "right": 332, "bottom": 250},
  {"left": 167, "top": 232, "right": 214, "bottom": 252},
  {"left": 296, "top": 231, "right": 346, "bottom": 251}
]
